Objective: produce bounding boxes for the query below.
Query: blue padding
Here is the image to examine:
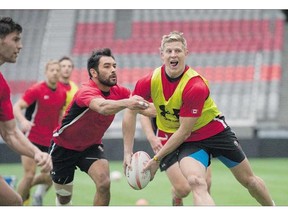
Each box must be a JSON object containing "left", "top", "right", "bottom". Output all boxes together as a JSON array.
[
  {"left": 189, "top": 149, "right": 209, "bottom": 167},
  {"left": 217, "top": 155, "right": 239, "bottom": 168}
]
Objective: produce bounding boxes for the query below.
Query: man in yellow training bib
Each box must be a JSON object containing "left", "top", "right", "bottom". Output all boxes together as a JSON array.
[{"left": 122, "top": 31, "right": 274, "bottom": 206}]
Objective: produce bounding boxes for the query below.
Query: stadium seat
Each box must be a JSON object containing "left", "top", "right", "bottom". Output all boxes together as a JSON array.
[{"left": 4, "top": 9, "right": 285, "bottom": 138}]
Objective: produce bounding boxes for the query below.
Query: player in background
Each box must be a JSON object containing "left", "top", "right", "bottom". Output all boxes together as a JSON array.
[
  {"left": 123, "top": 31, "right": 274, "bottom": 206},
  {"left": 58, "top": 56, "right": 79, "bottom": 112},
  {"left": 140, "top": 115, "right": 212, "bottom": 206},
  {"left": 13, "top": 60, "right": 66, "bottom": 205},
  {"left": 49, "top": 48, "right": 155, "bottom": 206},
  {"left": 0, "top": 16, "right": 52, "bottom": 206},
  {"left": 32, "top": 56, "right": 79, "bottom": 206}
]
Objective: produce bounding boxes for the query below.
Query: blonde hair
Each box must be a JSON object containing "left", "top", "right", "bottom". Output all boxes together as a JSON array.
[
  {"left": 160, "top": 31, "right": 187, "bottom": 52},
  {"left": 45, "top": 60, "right": 60, "bottom": 71}
]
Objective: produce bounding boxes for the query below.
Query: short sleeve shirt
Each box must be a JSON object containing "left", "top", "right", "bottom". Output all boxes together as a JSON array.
[
  {"left": 53, "top": 79, "right": 131, "bottom": 151},
  {"left": 0, "top": 72, "right": 14, "bottom": 121}
]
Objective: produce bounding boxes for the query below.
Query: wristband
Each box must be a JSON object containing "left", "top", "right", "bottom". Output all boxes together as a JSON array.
[{"left": 153, "top": 155, "right": 160, "bottom": 163}]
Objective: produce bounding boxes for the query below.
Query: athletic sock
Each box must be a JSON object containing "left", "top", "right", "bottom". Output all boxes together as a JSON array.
[{"left": 34, "top": 184, "right": 49, "bottom": 197}]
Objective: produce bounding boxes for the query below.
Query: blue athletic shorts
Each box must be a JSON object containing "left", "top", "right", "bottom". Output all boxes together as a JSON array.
[{"left": 178, "top": 126, "right": 246, "bottom": 168}]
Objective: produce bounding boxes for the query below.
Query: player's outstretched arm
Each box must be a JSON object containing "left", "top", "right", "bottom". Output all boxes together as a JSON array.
[{"left": 89, "top": 95, "right": 149, "bottom": 115}]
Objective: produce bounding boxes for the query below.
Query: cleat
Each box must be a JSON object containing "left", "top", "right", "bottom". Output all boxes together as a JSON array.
[
  {"left": 23, "top": 194, "right": 31, "bottom": 206},
  {"left": 172, "top": 197, "right": 183, "bottom": 206}
]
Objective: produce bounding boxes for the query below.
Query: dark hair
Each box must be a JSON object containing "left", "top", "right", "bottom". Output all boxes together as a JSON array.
[
  {"left": 59, "top": 56, "right": 74, "bottom": 68},
  {"left": 0, "top": 17, "right": 22, "bottom": 39},
  {"left": 87, "top": 48, "right": 115, "bottom": 78}
]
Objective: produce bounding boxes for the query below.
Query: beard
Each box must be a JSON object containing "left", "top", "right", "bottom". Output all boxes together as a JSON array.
[{"left": 98, "top": 74, "right": 117, "bottom": 87}]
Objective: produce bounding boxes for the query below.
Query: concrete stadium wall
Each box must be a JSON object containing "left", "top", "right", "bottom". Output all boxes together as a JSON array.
[{"left": 1, "top": 138, "right": 287, "bottom": 164}]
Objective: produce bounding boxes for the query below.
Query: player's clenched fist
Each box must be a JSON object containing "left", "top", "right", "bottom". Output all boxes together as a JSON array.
[{"left": 34, "top": 151, "right": 53, "bottom": 173}]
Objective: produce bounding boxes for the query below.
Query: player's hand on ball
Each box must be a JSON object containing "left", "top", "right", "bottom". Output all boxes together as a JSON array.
[
  {"left": 126, "top": 151, "right": 151, "bottom": 190},
  {"left": 143, "top": 158, "right": 159, "bottom": 181},
  {"left": 123, "top": 152, "right": 133, "bottom": 175}
]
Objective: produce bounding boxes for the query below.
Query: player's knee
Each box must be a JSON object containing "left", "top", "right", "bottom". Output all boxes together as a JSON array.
[
  {"left": 187, "top": 175, "right": 207, "bottom": 189},
  {"left": 245, "top": 176, "right": 261, "bottom": 189},
  {"left": 24, "top": 171, "right": 36, "bottom": 182},
  {"left": 43, "top": 173, "right": 52, "bottom": 183},
  {"left": 173, "top": 184, "right": 190, "bottom": 198},
  {"left": 97, "top": 176, "right": 110, "bottom": 193},
  {"left": 44, "top": 176, "right": 53, "bottom": 185}
]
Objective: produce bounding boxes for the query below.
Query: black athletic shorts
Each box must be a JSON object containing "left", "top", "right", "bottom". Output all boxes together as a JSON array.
[
  {"left": 49, "top": 141, "right": 106, "bottom": 184},
  {"left": 178, "top": 126, "right": 246, "bottom": 168},
  {"left": 33, "top": 143, "right": 49, "bottom": 153},
  {"left": 159, "top": 149, "right": 179, "bottom": 172}
]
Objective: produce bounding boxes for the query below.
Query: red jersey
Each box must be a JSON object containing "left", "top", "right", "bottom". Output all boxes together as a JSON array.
[
  {"left": 52, "top": 79, "right": 131, "bottom": 151},
  {"left": 0, "top": 72, "right": 14, "bottom": 121},
  {"left": 22, "top": 81, "right": 66, "bottom": 147},
  {"left": 133, "top": 65, "right": 225, "bottom": 142}
]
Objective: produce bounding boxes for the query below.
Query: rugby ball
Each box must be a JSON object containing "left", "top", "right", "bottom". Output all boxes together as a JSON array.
[{"left": 126, "top": 151, "right": 151, "bottom": 190}]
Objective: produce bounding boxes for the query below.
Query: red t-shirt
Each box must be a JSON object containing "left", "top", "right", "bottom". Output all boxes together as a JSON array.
[
  {"left": 53, "top": 79, "right": 131, "bottom": 151},
  {"left": 0, "top": 72, "right": 14, "bottom": 121},
  {"left": 22, "top": 81, "right": 66, "bottom": 146},
  {"left": 133, "top": 65, "right": 225, "bottom": 142},
  {"left": 58, "top": 81, "right": 71, "bottom": 92}
]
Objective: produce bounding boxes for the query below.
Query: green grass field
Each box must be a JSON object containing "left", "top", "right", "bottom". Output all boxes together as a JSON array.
[{"left": 1, "top": 158, "right": 287, "bottom": 206}]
